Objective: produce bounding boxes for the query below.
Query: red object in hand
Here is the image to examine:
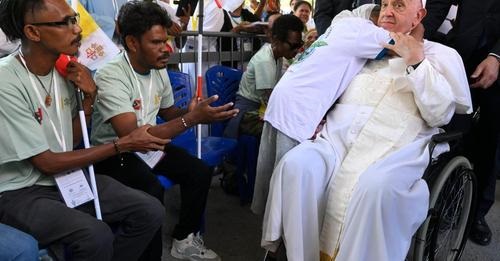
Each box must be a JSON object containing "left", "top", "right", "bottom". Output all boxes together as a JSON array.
[
  {"left": 215, "top": 0, "right": 222, "bottom": 8},
  {"left": 165, "top": 43, "right": 174, "bottom": 54},
  {"left": 55, "top": 54, "right": 78, "bottom": 77}
]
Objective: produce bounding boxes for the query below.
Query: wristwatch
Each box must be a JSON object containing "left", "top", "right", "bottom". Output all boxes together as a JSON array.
[{"left": 406, "top": 60, "right": 423, "bottom": 74}]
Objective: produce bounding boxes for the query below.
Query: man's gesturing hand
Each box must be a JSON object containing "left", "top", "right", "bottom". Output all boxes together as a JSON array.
[{"left": 184, "top": 95, "right": 239, "bottom": 125}]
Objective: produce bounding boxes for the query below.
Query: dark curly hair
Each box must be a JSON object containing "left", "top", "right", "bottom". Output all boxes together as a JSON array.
[
  {"left": 271, "top": 14, "right": 304, "bottom": 42},
  {"left": 0, "top": 0, "right": 46, "bottom": 41},
  {"left": 117, "top": 0, "right": 173, "bottom": 51}
]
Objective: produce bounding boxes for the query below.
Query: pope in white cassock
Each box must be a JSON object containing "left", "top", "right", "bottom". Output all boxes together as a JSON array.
[{"left": 260, "top": 0, "right": 473, "bottom": 260}]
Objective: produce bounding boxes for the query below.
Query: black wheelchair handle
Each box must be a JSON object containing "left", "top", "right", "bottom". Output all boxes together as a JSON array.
[{"left": 430, "top": 131, "right": 463, "bottom": 144}]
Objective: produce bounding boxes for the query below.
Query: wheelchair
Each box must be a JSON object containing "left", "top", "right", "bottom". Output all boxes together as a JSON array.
[{"left": 408, "top": 131, "right": 476, "bottom": 261}]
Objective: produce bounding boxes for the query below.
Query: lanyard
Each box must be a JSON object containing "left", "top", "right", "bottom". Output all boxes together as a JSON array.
[
  {"left": 18, "top": 52, "right": 67, "bottom": 151},
  {"left": 124, "top": 52, "right": 153, "bottom": 125}
]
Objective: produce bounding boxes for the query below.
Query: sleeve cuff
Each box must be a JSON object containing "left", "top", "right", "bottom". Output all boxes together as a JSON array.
[{"left": 488, "top": 53, "right": 500, "bottom": 63}]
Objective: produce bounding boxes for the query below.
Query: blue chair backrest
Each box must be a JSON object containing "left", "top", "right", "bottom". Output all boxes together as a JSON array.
[
  {"left": 168, "top": 70, "right": 192, "bottom": 109},
  {"left": 205, "top": 65, "right": 243, "bottom": 137},
  {"left": 157, "top": 71, "right": 195, "bottom": 143}
]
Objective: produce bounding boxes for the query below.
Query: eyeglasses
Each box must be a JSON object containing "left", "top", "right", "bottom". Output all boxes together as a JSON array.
[
  {"left": 284, "top": 39, "right": 304, "bottom": 50},
  {"left": 30, "top": 13, "right": 80, "bottom": 27}
]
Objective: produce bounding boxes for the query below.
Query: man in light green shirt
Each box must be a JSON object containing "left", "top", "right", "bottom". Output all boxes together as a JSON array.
[
  {"left": 91, "top": 51, "right": 175, "bottom": 146},
  {"left": 223, "top": 14, "right": 304, "bottom": 138},
  {"left": 0, "top": 0, "right": 169, "bottom": 259},
  {"left": 91, "top": 2, "right": 239, "bottom": 260}
]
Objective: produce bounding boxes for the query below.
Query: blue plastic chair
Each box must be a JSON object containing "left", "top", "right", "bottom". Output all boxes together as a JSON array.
[
  {"left": 155, "top": 71, "right": 194, "bottom": 189},
  {"left": 156, "top": 71, "right": 209, "bottom": 231},
  {"left": 205, "top": 65, "right": 262, "bottom": 204},
  {"left": 167, "top": 70, "right": 195, "bottom": 146},
  {"left": 205, "top": 65, "right": 244, "bottom": 137},
  {"left": 158, "top": 70, "right": 238, "bottom": 168}
]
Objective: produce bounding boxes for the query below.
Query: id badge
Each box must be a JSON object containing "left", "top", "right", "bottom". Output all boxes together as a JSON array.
[
  {"left": 135, "top": 151, "right": 165, "bottom": 169},
  {"left": 54, "top": 169, "right": 94, "bottom": 208}
]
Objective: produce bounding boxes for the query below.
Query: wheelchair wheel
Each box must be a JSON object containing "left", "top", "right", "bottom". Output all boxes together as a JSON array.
[{"left": 412, "top": 156, "right": 476, "bottom": 261}]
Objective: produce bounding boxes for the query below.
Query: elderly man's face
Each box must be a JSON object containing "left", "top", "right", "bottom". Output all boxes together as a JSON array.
[{"left": 378, "top": 0, "right": 425, "bottom": 33}]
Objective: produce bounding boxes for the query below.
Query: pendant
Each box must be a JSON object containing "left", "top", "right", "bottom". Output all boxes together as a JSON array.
[{"left": 45, "top": 95, "right": 52, "bottom": 107}]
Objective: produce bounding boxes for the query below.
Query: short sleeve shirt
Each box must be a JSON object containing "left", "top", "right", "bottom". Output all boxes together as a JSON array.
[
  {"left": 237, "top": 44, "right": 281, "bottom": 103},
  {"left": 0, "top": 54, "right": 77, "bottom": 193},
  {"left": 91, "top": 52, "right": 174, "bottom": 145}
]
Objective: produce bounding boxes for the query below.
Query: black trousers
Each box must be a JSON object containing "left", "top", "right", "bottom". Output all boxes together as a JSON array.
[
  {"left": 0, "top": 175, "right": 164, "bottom": 261},
  {"left": 466, "top": 82, "right": 500, "bottom": 220},
  {"left": 94, "top": 144, "right": 212, "bottom": 259}
]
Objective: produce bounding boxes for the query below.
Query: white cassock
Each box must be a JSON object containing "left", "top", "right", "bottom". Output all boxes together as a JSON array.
[
  {"left": 253, "top": 5, "right": 391, "bottom": 214},
  {"left": 261, "top": 41, "right": 472, "bottom": 261}
]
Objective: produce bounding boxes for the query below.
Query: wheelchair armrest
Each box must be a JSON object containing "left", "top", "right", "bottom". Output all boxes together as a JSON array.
[
  {"left": 430, "top": 131, "right": 463, "bottom": 144},
  {"left": 425, "top": 131, "right": 464, "bottom": 178}
]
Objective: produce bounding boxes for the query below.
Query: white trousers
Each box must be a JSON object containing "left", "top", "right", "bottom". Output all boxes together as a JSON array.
[{"left": 262, "top": 136, "right": 431, "bottom": 261}]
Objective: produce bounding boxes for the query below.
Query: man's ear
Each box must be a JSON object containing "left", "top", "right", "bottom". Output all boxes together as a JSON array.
[
  {"left": 270, "top": 36, "right": 282, "bottom": 50},
  {"left": 125, "top": 35, "right": 138, "bottom": 53},
  {"left": 23, "top": 25, "right": 41, "bottom": 42},
  {"left": 414, "top": 8, "right": 427, "bottom": 26}
]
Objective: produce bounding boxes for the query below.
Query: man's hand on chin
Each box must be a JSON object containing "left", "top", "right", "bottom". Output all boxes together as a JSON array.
[{"left": 383, "top": 32, "right": 425, "bottom": 66}]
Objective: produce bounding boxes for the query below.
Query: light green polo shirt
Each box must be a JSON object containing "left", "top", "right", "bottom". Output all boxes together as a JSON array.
[
  {"left": 0, "top": 54, "right": 77, "bottom": 193},
  {"left": 91, "top": 52, "right": 174, "bottom": 145},
  {"left": 236, "top": 44, "right": 282, "bottom": 103}
]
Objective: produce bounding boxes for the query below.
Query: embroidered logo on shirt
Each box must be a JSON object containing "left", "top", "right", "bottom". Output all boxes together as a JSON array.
[
  {"left": 154, "top": 94, "right": 161, "bottom": 106},
  {"left": 294, "top": 40, "right": 328, "bottom": 65},
  {"left": 63, "top": 97, "right": 71, "bottom": 108},
  {"left": 133, "top": 99, "right": 142, "bottom": 110}
]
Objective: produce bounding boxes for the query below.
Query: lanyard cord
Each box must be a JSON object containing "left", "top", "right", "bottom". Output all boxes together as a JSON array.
[
  {"left": 18, "top": 51, "right": 67, "bottom": 151},
  {"left": 123, "top": 52, "right": 153, "bottom": 126}
]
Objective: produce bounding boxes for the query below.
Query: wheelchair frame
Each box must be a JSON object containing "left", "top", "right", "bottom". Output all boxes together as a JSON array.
[{"left": 409, "top": 132, "right": 477, "bottom": 261}]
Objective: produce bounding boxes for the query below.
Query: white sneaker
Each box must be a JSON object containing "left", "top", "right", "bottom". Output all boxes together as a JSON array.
[{"left": 171, "top": 232, "right": 221, "bottom": 261}]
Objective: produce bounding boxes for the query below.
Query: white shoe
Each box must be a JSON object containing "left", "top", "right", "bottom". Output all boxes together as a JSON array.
[{"left": 171, "top": 232, "right": 221, "bottom": 261}]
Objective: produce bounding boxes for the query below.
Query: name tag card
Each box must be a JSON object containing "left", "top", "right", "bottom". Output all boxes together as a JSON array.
[
  {"left": 135, "top": 151, "right": 165, "bottom": 169},
  {"left": 55, "top": 169, "right": 94, "bottom": 208}
]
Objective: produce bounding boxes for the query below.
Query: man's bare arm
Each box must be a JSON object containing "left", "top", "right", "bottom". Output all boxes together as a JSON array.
[
  {"left": 29, "top": 125, "right": 169, "bottom": 175},
  {"left": 110, "top": 95, "right": 239, "bottom": 140}
]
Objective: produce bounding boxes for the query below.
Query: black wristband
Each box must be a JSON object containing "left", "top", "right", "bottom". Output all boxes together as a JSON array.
[
  {"left": 406, "top": 60, "right": 423, "bottom": 74},
  {"left": 411, "top": 60, "right": 423, "bottom": 69}
]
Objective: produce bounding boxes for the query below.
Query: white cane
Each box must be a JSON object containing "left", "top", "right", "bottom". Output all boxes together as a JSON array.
[
  {"left": 195, "top": 0, "right": 205, "bottom": 159},
  {"left": 67, "top": 0, "right": 102, "bottom": 221},
  {"left": 75, "top": 88, "right": 102, "bottom": 220},
  {"left": 56, "top": 54, "right": 103, "bottom": 220}
]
